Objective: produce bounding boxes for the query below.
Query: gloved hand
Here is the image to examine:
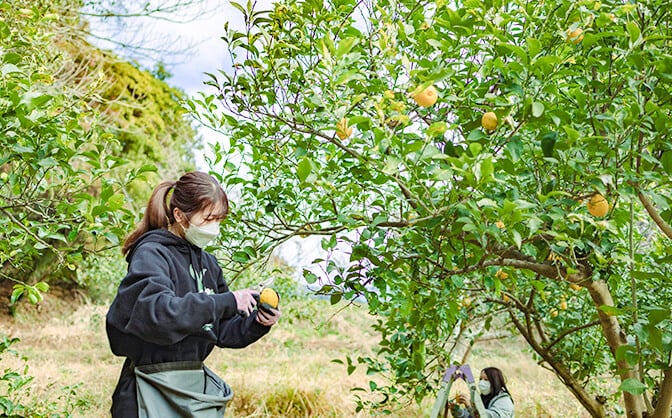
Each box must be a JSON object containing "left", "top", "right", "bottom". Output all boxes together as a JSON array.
[{"left": 232, "top": 289, "right": 258, "bottom": 317}]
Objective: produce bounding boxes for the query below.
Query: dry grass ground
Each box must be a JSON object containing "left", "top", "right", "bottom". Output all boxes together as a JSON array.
[{"left": 1, "top": 293, "right": 599, "bottom": 417}]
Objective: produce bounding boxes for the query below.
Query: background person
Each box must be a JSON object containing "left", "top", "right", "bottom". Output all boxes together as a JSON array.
[
  {"left": 106, "top": 171, "right": 280, "bottom": 417},
  {"left": 450, "top": 366, "right": 514, "bottom": 418}
]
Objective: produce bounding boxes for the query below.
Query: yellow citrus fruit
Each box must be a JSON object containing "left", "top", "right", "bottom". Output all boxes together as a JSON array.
[
  {"left": 335, "top": 117, "right": 352, "bottom": 140},
  {"left": 461, "top": 297, "right": 472, "bottom": 307},
  {"left": 495, "top": 269, "right": 509, "bottom": 280},
  {"left": 551, "top": 310, "right": 558, "bottom": 318},
  {"left": 569, "top": 283, "right": 582, "bottom": 291},
  {"left": 481, "top": 111, "right": 498, "bottom": 130},
  {"left": 587, "top": 194, "right": 609, "bottom": 217},
  {"left": 495, "top": 220, "right": 505, "bottom": 229},
  {"left": 412, "top": 85, "right": 438, "bottom": 107},
  {"left": 259, "top": 288, "right": 280, "bottom": 309},
  {"left": 560, "top": 299, "right": 568, "bottom": 310},
  {"left": 567, "top": 28, "right": 584, "bottom": 44}
]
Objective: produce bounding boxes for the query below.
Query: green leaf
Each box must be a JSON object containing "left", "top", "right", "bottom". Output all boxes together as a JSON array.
[
  {"left": 512, "top": 230, "right": 522, "bottom": 249},
  {"left": 626, "top": 22, "right": 641, "bottom": 44},
  {"left": 526, "top": 37, "right": 541, "bottom": 57},
  {"left": 335, "top": 37, "right": 358, "bottom": 58},
  {"left": 330, "top": 292, "right": 342, "bottom": 305},
  {"left": 540, "top": 131, "right": 557, "bottom": 157},
  {"left": 661, "top": 151, "right": 672, "bottom": 175},
  {"left": 599, "top": 305, "right": 625, "bottom": 316},
  {"left": 10, "top": 285, "right": 25, "bottom": 305},
  {"left": 232, "top": 250, "right": 251, "bottom": 263},
  {"left": 532, "top": 102, "right": 544, "bottom": 118},
  {"left": 335, "top": 70, "right": 365, "bottom": 85},
  {"left": 619, "top": 378, "right": 646, "bottom": 395},
  {"left": 479, "top": 157, "right": 493, "bottom": 182},
  {"left": 296, "top": 157, "right": 312, "bottom": 182},
  {"left": 34, "top": 282, "right": 49, "bottom": 292}
]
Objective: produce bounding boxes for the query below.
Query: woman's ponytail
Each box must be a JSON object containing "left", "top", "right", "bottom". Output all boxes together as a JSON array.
[{"left": 121, "top": 181, "right": 175, "bottom": 255}]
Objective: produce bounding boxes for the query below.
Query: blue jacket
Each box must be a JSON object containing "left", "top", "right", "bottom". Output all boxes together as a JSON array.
[{"left": 106, "top": 229, "right": 270, "bottom": 417}]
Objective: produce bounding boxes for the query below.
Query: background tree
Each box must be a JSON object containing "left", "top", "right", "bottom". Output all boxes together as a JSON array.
[
  {"left": 1, "top": 0, "right": 198, "bottom": 308},
  {"left": 194, "top": 0, "right": 672, "bottom": 416}
]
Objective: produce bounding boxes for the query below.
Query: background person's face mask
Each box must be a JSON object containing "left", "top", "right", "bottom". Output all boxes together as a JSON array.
[
  {"left": 478, "top": 380, "right": 491, "bottom": 395},
  {"left": 184, "top": 221, "right": 220, "bottom": 248}
]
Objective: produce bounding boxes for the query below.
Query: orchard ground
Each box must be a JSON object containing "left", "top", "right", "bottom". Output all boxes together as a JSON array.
[{"left": 1, "top": 291, "right": 601, "bottom": 417}]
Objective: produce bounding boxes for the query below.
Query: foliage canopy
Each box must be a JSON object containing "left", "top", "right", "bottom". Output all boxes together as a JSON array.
[
  {"left": 195, "top": 0, "right": 672, "bottom": 416},
  {"left": 1, "top": 1, "right": 197, "bottom": 305}
]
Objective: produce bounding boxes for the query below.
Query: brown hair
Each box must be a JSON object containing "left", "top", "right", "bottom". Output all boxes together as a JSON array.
[{"left": 122, "top": 171, "right": 229, "bottom": 255}]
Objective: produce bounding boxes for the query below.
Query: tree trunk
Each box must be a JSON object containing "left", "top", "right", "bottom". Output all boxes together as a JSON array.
[
  {"left": 587, "top": 280, "right": 646, "bottom": 417},
  {"left": 652, "top": 367, "right": 672, "bottom": 418}
]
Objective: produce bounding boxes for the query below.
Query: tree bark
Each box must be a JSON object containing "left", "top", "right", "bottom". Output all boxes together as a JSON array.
[
  {"left": 652, "top": 367, "right": 672, "bottom": 418},
  {"left": 587, "top": 280, "right": 646, "bottom": 417}
]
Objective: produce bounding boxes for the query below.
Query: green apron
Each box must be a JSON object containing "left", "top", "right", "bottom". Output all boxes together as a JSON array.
[{"left": 135, "top": 361, "right": 233, "bottom": 418}]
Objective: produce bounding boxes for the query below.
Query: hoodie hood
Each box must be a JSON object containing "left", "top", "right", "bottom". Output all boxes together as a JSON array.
[{"left": 126, "top": 229, "right": 194, "bottom": 262}]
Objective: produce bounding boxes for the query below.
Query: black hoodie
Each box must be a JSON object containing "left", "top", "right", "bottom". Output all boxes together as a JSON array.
[{"left": 106, "top": 229, "right": 270, "bottom": 417}]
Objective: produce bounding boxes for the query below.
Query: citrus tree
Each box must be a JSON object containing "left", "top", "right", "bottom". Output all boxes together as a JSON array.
[{"left": 194, "top": 0, "right": 672, "bottom": 416}]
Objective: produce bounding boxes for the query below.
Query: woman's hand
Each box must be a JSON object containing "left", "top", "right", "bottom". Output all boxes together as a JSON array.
[
  {"left": 455, "top": 393, "right": 471, "bottom": 407},
  {"left": 256, "top": 306, "right": 281, "bottom": 326},
  {"left": 232, "top": 289, "right": 258, "bottom": 317}
]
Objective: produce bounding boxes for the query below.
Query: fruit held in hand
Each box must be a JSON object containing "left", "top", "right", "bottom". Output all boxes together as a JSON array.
[
  {"left": 412, "top": 85, "right": 438, "bottom": 107},
  {"left": 259, "top": 287, "right": 280, "bottom": 312},
  {"left": 587, "top": 194, "right": 609, "bottom": 217},
  {"left": 481, "top": 111, "right": 498, "bottom": 130}
]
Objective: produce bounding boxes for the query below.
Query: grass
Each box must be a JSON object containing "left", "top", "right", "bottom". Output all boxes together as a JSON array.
[{"left": 1, "top": 293, "right": 598, "bottom": 417}]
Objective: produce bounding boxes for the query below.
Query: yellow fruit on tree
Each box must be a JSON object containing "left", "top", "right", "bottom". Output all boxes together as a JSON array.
[
  {"left": 569, "top": 283, "right": 582, "bottom": 291},
  {"left": 495, "top": 269, "right": 509, "bottom": 280},
  {"left": 551, "top": 309, "right": 558, "bottom": 318},
  {"left": 567, "top": 28, "right": 584, "bottom": 44},
  {"left": 412, "top": 85, "right": 438, "bottom": 107},
  {"left": 481, "top": 111, "right": 498, "bottom": 130},
  {"left": 560, "top": 298, "right": 568, "bottom": 310},
  {"left": 495, "top": 220, "right": 505, "bottom": 229},
  {"left": 461, "top": 297, "right": 472, "bottom": 307},
  {"left": 587, "top": 194, "right": 609, "bottom": 217},
  {"left": 259, "top": 287, "right": 280, "bottom": 309},
  {"left": 335, "top": 117, "right": 353, "bottom": 140}
]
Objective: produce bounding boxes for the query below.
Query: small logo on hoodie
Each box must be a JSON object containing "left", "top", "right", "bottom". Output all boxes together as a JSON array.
[{"left": 189, "top": 264, "right": 214, "bottom": 331}]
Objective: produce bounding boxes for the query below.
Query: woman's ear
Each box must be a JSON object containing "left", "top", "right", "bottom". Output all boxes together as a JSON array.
[{"left": 173, "top": 208, "right": 185, "bottom": 224}]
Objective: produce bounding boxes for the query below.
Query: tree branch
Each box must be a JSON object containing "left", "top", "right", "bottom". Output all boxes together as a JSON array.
[{"left": 636, "top": 188, "right": 672, "bottom": 240}]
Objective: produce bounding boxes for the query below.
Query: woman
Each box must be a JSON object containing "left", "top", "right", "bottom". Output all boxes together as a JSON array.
[
  {"left": 106, "top": 171, "right": 280, "bottom": 417},
  {"left": 451, "top": 367, "right": 514, "bottom": 418}
]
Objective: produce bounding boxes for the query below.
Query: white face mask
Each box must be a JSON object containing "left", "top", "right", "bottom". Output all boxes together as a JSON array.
[
  {"left": 184, "top": 221, "right": 220, "bottom": 248},
  {"left": 478, "top": 380, "right": 491, "bottom": 395}
]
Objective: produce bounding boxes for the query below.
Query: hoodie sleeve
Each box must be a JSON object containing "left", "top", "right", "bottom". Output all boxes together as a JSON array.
[
  {"left": 216, "top": 312, "right": 271, "bottom": 348},
  {"left": 203, "top": 254, "right": 272, "bottom": 347},
  {"left": 106, "top": 243, "right": 238, "bottom": 346}
]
